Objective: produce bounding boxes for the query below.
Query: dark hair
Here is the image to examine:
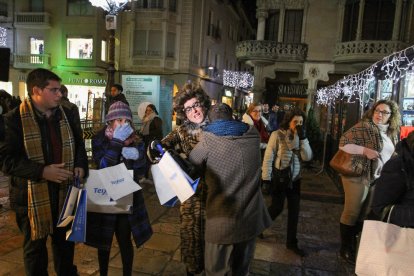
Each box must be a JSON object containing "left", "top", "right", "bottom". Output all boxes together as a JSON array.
[
  {"left": 362, "top": 99, "right": 400, "bottom": 138},
  {"left": 26, "top": 68, "right": 61, "bottom": 96},
  {"left": 174, "top": 83, "right": 211, "bottom": 120},
  {"left": 112, "top": 83, "right": 123, "bottom": 92},
  {"left": 60, "top": 84, "right": 68, "bottom": 97},
  {"left": 279, "top": 108, "right": 307, "bottom": 130},
  {"left": 147, "top": 103, "right": 158, "bottom": 115},
  {"left": 208, "top": 103, "right": 233, "bottom": 122}
]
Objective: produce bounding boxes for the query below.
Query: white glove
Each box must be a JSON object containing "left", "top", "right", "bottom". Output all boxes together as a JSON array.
[{"left": 121, "top": 147, "right": 139, "bottom": 160}]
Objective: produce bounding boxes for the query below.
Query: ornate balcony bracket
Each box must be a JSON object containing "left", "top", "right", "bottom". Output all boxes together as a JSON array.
[
  {"left": 236, "top": 40, "right": 308, "bottom": 64},
  {"left": 334, "top": 40, "right": 409, "bottom": 63}
]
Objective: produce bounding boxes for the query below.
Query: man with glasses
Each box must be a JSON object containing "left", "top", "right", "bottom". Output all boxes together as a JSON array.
[{"left": 0, "top": 68, "right": 89, "bottom": 275}]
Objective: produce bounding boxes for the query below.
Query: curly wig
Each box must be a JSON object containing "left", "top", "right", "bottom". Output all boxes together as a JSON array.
[
  {"left": 362, "top": 99, "right": 401, "bottom": 138},
  {"left": 173, "top": 83, "right": 211, "bottom": 121},
  {"left": 279, "top": 108, "right": 307, "bottom": 130}
]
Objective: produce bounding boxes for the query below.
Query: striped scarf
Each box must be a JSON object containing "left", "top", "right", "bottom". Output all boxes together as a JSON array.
[{"left": 20, "top": 98, "right": 75, "bottom": 240}]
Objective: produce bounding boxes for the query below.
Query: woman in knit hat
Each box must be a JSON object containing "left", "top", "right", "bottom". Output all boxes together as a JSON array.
[{"left": 85, "top": 101, "right": 153, "bottom": 276}]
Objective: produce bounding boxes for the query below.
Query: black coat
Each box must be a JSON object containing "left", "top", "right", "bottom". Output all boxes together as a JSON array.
[
  {"left": 0, "top": 104, "right": 89, "bottom": 214},
  {"left": 372, "top": 138, "right": 414, "bottom": 227}
]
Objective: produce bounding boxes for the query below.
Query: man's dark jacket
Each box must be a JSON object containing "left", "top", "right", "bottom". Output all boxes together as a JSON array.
[{"left": 0, "top": 104, "right": 89, "bottom": 215}]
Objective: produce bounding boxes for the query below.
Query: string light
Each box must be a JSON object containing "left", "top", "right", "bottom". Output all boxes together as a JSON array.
[
  {"left": 88, "top": 0, "right": 129, "bottom": 14},
  {"left": 317, "top": 45, "right": 414, "bottom": 107},
  {"left": 223, "top": 70, "right": 254, "bottom": 89},
  {"left": 0, "top": 27, "right": 7, "bottom": 46}
]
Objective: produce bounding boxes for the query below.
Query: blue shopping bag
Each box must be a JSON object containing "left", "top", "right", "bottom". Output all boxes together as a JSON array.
[{"left": 66, "top": 189, "right": 87, "bottom": 242}]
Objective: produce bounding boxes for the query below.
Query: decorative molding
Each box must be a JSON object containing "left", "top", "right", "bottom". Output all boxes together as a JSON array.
[
  {"left": 334, "top": 40, "right": 409, "bottom": 63},
  {"left": 236, "top": 40, "right": 308, "bottom": 63}
]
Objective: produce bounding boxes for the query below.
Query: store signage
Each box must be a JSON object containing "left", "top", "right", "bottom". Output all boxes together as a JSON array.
[
  {"left": 277, "top": 84, "right": 308, "bottom": 98},
  {"left": 68, "top": 78, "right": 107, "bottom": 85}
]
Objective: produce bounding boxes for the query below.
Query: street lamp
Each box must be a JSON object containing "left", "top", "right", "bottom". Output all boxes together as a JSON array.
[{"left": 88, "top": 0, "right": 130, "bottom": 113}]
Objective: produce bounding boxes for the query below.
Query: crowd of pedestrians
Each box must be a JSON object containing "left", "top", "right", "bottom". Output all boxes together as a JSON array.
[{"left": 0, "top": 67, "right": 413, "bottom": 275}]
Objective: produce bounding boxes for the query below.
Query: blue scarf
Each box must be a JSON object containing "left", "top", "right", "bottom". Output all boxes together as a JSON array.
[{"left": 204, "top": 120, "right": 249, "bottom": 136}]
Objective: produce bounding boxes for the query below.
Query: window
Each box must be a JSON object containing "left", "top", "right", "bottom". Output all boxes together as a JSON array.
[
  {"left": 342, "top": 0, "right": 359, "bottom": 41},
  {"left": 283, "top": 10, "right": 303, "bottom": 43},
  {"left": 148, "top": 31, "right": 162, "bottom": 56},
  {"left": 133, "top": 30, "right": 162, "bottom": 56},
  {"left": 362, "top": 0, "right": 395, "bottom": 40},
  {"left": 67, "top": 0, "right": 94, "bottom": 16},
  {"left": 101, "top": 40, "right": 106, "bottom": 61},
  {"left": 149, "top": 0, "right": 163, "bottom": 9},
  {"left": 166, "top": 32, "right": 175, "bottom": 58},
  {"left": 67, "top": 38, "right": 93, "bottom": 59},
  {"left": 30, "top": 37, "right": 44, "bottom": 54},
  {"left": 0, "top": 2, "right": 7, "bottom": 17},
  {"left": 133, "top": 30, "right": 147, "bottom": 55},
  {"left": 169, "top": 0, "right": 176, "bottom": 12},
  {"left": 265, "top": 10, "right": 280, "bottom": 41}
]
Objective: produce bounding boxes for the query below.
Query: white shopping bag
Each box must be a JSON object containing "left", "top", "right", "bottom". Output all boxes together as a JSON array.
[
  {"left": 151, "top": 151, "right": 199, "bottom": 207},
  {"left": 97, "top": 163, "right": 141, "bottom": 200},
  {"left": 85, "top": 170, "right": 134, "bottom": 214}
]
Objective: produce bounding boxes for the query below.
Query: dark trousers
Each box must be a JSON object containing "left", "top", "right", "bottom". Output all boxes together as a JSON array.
[
  {"left": 16, "top": 212, "right": 77, "bottom": 276},
  {"left": 98, "top": 215, "right": 133, "bottom": 276},
  {"left": 268, "top": 178, "right": 301, "bottom": 247}
]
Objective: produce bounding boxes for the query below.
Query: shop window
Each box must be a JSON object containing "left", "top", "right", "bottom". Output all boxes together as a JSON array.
[
  {"left": 67, "top": 38, "right": 93, "bottom": 59},
  {"left": 265, "top": 10, "right": 280, "bottom": 41},
  {"left": 342, "top": 0, "right": 359, "bottom": 42},
  {"left": 283, "top": 10, "right": 303, "bottom": 44},
  {"left": 67, "top": 0, "right": 94, "bottom": 16},
  {"left": 101, "top": 40, "right": 106, "bottom": 61}
]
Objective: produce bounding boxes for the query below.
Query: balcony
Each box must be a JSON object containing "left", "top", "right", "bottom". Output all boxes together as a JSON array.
[
  {"left": 13, "top": 53, "right": 51, "bottom": 69},
  {"left": 14, "top": 12, "right": 51, "bottom": 29},
  {"left": 236, "top": 40, "right": 308, "bottom": 65},
  {"left": 334, "top": 40, "right": 409, "bottom": 63}
]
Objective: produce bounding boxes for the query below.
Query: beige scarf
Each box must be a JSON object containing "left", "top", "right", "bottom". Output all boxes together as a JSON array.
[{"left": 20, "top": 99, "right": 75, "bottom": 240}]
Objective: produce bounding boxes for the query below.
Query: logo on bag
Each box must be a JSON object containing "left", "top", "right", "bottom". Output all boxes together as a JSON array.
[
  {"left": 94, "top": 188, "right": 107, "bottom": 195},
  {"left": 110, "top": 178, "right": 125, "bottom": 185}
]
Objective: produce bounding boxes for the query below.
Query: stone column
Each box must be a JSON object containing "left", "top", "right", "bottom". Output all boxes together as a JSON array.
[
  {"left": 356, "top": 0, "right": 365, "bottom": 40},
  {"left": 252, "top": 64, "right": 265, "bottom": 103},
  {"left": 392, "top": 0, "right": 403, "bottom": 41},
  {"left": 278, "top": 8, "right": 285, "bottom": 42},
  {"left": 256, "top": 9, "right": 268, "bottom": 40}
]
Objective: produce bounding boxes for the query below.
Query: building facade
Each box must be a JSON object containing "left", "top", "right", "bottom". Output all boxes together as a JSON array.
[
  {"left": 0, "top": 0, "right": 254, "bottom": 121},
  {"left": 237, "top": 0, "right": 414, "bottom": 114}
]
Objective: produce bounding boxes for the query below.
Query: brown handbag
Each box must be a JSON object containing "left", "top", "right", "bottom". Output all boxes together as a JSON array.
[{"left": 329, "top": 149, "right": 363, "bottom": 176}]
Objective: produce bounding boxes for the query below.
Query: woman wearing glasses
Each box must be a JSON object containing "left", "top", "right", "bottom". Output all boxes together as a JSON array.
[
  {"left": 160, "top": 84, "right": 211, "bottom": 276},
  {"left": 337, "top": 99, "right": 400, "bottom": 265},
  {"left": 242, "top": 103, "right": 270, "bottom": 151}
]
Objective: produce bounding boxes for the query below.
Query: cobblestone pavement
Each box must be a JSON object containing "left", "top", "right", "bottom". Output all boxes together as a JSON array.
[{"left": 0, "top": 167, "right": 356, "bottom": 276}]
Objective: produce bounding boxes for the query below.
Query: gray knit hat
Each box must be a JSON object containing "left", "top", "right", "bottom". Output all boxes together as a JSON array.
[{"left": 105, "top": 101, "right": 133, "bottom": 122}]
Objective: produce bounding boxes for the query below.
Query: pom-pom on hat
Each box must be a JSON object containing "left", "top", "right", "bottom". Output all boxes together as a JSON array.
[{"left": 105, "top": 101, "right": 133, "bottom": 122}]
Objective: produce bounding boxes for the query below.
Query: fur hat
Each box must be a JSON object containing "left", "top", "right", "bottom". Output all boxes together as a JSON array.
[
  {"left": 106, "top": 101, "right": 133, "bottom": 122},
  {"left": 208, "top": 103, "right": 233, "bottom": 122}
]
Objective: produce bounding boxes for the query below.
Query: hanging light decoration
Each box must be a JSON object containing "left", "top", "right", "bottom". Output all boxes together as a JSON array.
[
  {"left": 89, "top": 0, "right": 130, "bottom": 14},
  {"left": 316, "top": 45, "right": 414, "bottom": 107},
  {"left": 223, "top": 70, "right": 254, "bottom": 89}
]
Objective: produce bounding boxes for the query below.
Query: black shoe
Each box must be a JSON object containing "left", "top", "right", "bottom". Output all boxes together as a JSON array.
[
  {"left": 258, "top": 233, "right": 265, "bottom": 239},
  {"left": 287, "top": 245, "right": 306, "bottom": 257}
]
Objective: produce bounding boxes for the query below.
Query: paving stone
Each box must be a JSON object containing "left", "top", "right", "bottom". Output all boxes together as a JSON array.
[
  {"left": 161, "top": 260, "right": 187, "bottom": 276},
  {"left": 131, "top": 248, "right": 171, "bottom": 274},
  {"left": 143, "top": 232, "right": 180, "bottom": 254}
]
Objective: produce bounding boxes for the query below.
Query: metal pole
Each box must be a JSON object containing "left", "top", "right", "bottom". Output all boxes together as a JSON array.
[{"left": 105, "top": 28, "right": 116, "bottom": 114}]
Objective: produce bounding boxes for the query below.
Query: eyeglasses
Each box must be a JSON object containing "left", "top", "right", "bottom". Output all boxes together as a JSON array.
[
  {"left": 183, "top": 101, "right": 201, "bottom": 114},
  {"left": 374, "top": 109, "right": 391, "bottom": 116},
  {"left": 44, "top": 87, "right": 62, "bottom": 94}
]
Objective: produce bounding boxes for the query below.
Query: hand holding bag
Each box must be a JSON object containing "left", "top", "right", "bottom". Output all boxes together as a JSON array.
[
  {"left": 356, "top": 206, "right": 414, "bottom": 276},
  {"left": 329, "top": 149, "right": 363, "bottom": 177}
]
